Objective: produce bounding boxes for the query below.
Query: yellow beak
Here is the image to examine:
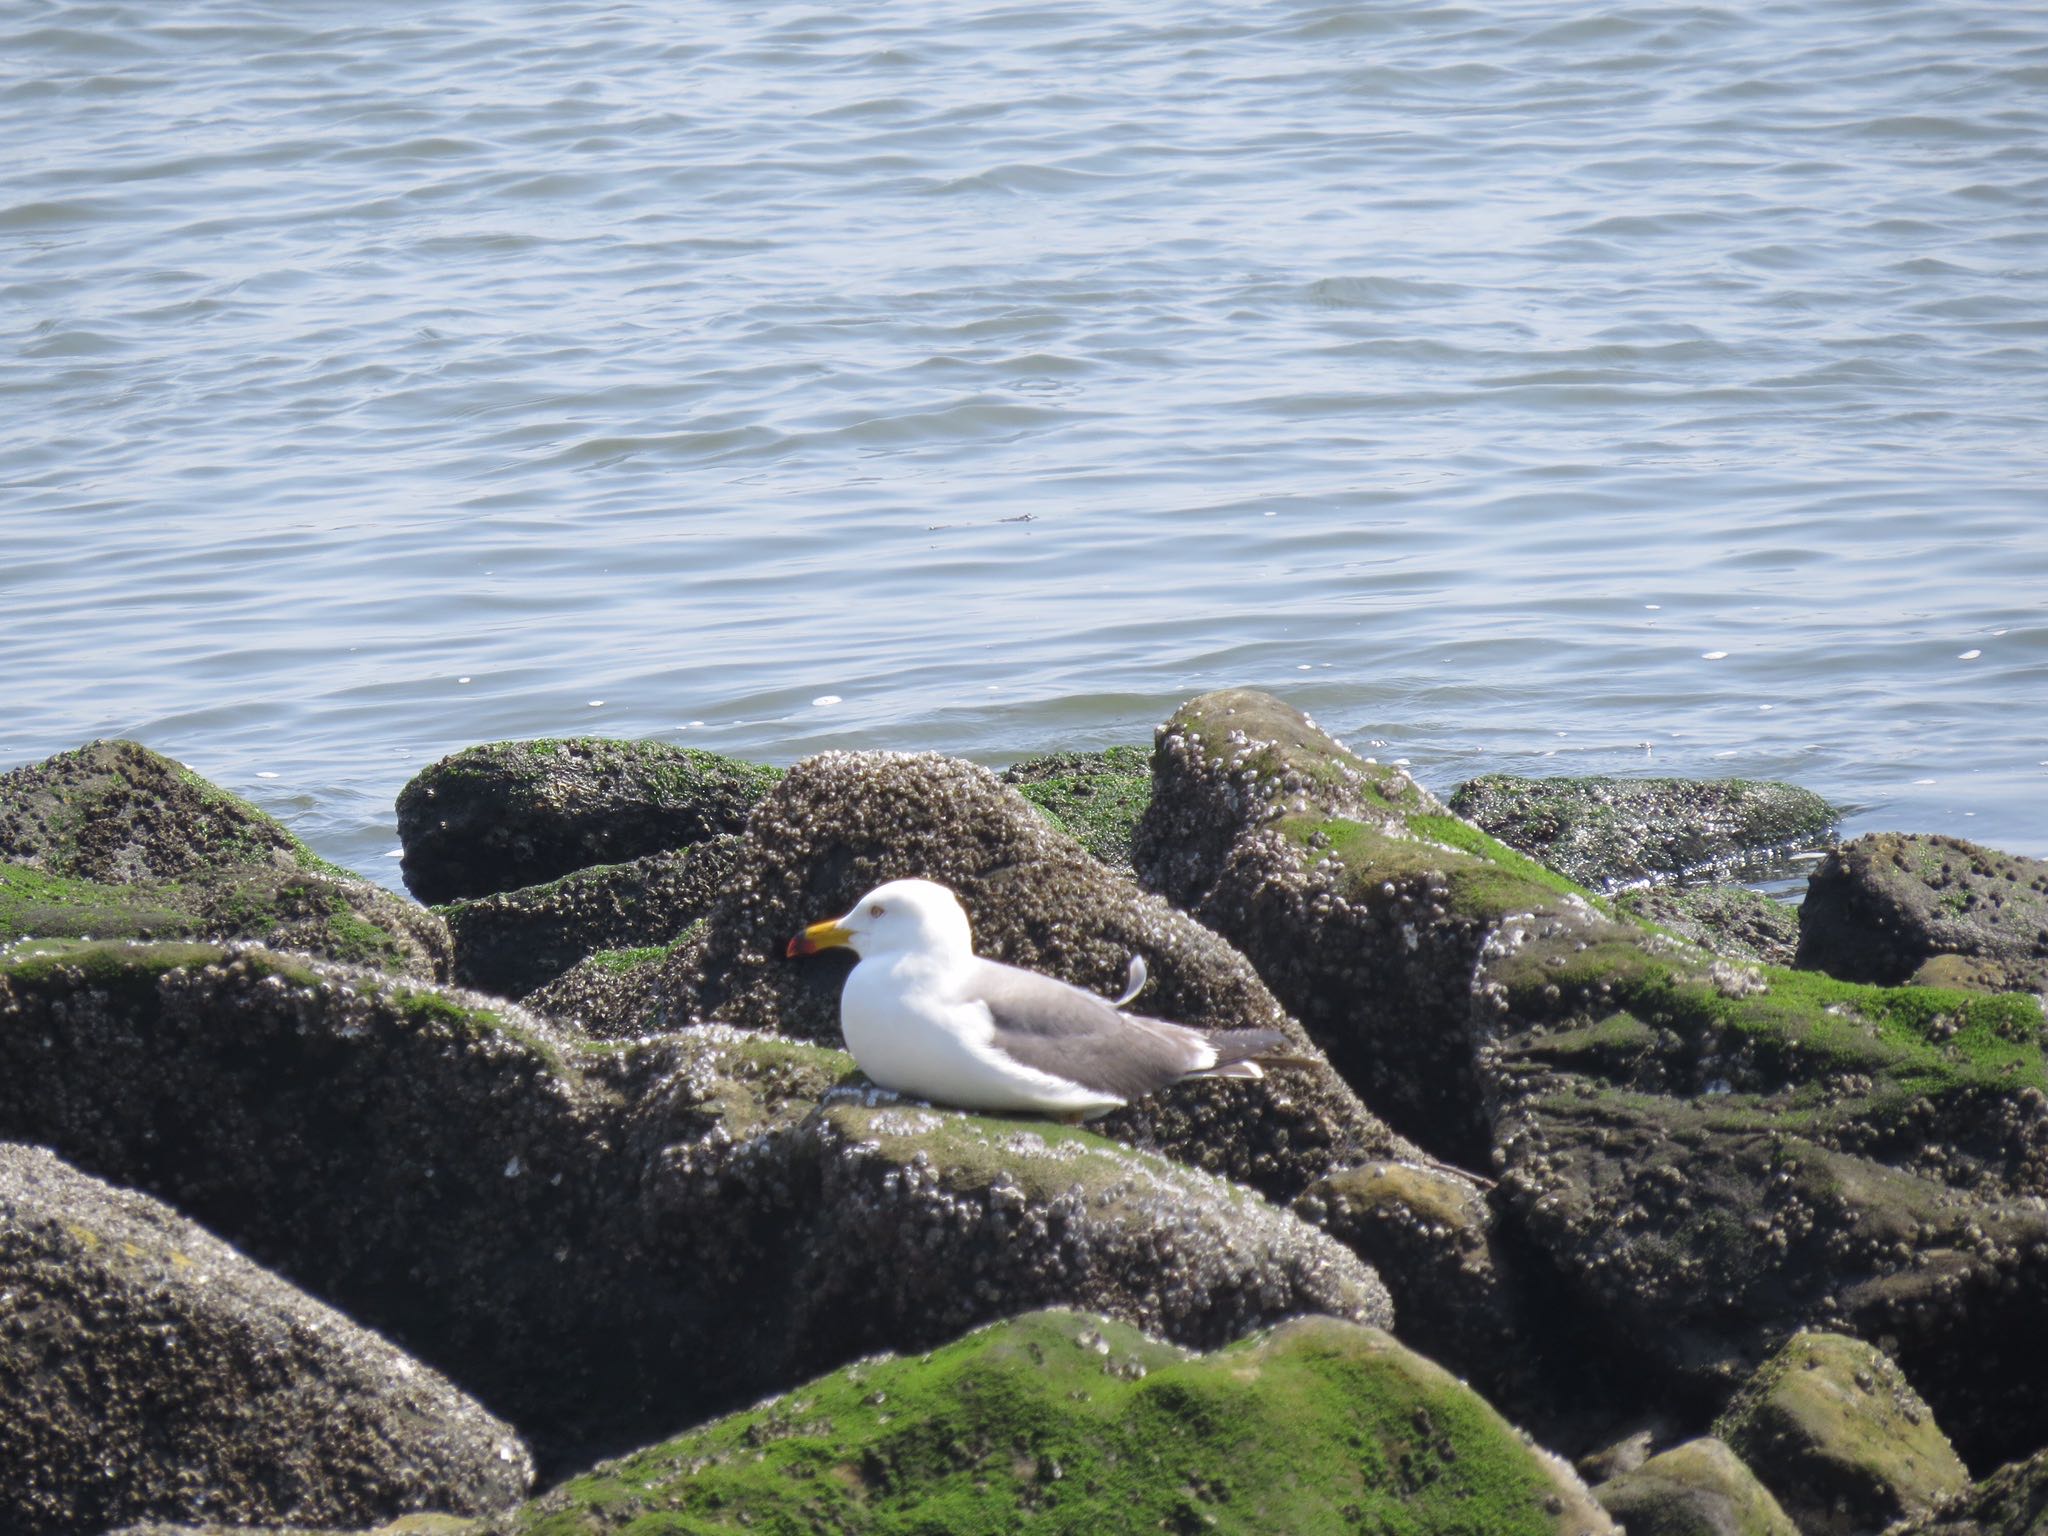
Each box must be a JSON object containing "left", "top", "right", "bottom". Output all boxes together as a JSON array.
[{"left": 786, "top": 918, "right": 853, "bottom": 958}]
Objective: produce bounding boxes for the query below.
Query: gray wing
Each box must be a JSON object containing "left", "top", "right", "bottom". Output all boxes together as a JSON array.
[{"left": 958, "top": 958, "right": 1256, "bottom": 1101}]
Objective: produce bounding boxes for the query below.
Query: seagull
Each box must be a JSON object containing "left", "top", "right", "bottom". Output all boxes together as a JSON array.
[{"left": 785, "top": 877, "right": 1290, "bottom": 1120}]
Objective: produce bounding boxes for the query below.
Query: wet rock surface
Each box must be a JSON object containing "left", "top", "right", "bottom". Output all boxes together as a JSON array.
[
  {"left": 1615, "top": 880, "right": 1804, "bottom": 968},
  {"left": 0, "top": 941, "right": 1382, "bottom": 1479},
  {"left": 1711, "top": 1331, "right": 1969, "bottom": 1536},
  {"left": 0, "top": 1142, "right": 531, "bottom": 1536},
  {"left": 495, "top": 1308, "right": 1613, "bottom": 1536},
  {"left": 1448, "top": 773, "right": 1837, "bottom": 890},
  {"left": 439, "top": 836, "right": 741, "bottom": 998},
  {"left": 1797, "top": 833, "right": 2048, "bottom": 994},
  {"left": 664, "top": 747, "right": 1422, "bottom": 1202},
  {"left": 1895, "top": 1446, "right": 2048, "bottom": 1536},
  {"left": 395, "top": 739, "right": 780, "bottom": 904},
  {"left": 0, "top": 741, "right": 449, "bottom": 980},
  {"left": 1591, "top": 1436, "right": 1799, "bottom": 1536}
]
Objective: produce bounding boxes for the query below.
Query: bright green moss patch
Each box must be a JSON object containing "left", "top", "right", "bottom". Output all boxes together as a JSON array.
[
  {"left": 1003, "top": 747, "right": 1152, "bottom": 867},
  {"left": 515, "top": 1309, "right": 1583, "bottom": 1536},
  {"left": 1278, "top": 813, "right": 1585, "bottom": 923},
  {"left": 1406, "top": 813, "right": 1609, "bottom": 913},
  {"left": 0, "top": 861, "right": 201, "bottom": 943},
  {"left": 1, "top": 937, "right": 229, "bottom": 993}
]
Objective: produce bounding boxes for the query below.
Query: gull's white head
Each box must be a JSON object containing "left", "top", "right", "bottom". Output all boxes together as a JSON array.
[{"left": 785, "top": 877, "right": 973, "bottom": 961}]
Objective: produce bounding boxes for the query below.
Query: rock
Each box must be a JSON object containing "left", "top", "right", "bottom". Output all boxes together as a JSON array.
[
  {"left": 664, "top": 747, "right": 1422, "bottom": 1202},
  {"left": 1297, "top": 1159, "right": 1578, "bottom": 1431},
  {"left": 517, "top": 942, "right": 672, "bottom": 1035},
  {"left": 1892, "top": 1446, "right": 2048, "bottom": 1536},
  {"left": 1797, "top": 833, "right": 2048, "bottom": 994},
  {"left": 1712, "top": 1331, "right": 1969, "bottom": 1536},
  {"left": 1482, "top": 910, "right": 2048, "bottom": 1468},
  {"left": 0, "top": 741, "right": 449, "bottom": 980},
  {"left": 1132, "top": 687, "right": 1588, "bottom": 1164},
  {"left": 1592, "top": 1437, "right": 1799, "bottom": 1536},
  {"left": 500, "top": 1308, "right": 1615, "bottom": 1535},
  {"left": 439, "top": 836, "right": 742, "bottom": 998},
  {"left": 1000, "top": 745, "right": 1152, "bottom": 867},
  {"left": 1447, "top": 774, "right": 1837, "bottom": 890},
  {"left": 395, "top": 739, "right": 780, "bottom": 904},
  {"left": 1615, "top": 881, "right": 1803, "bottom": 968},
  {"left": 0, "top": 940, "right": 1383, "bottom": 1472},
  {"left": 0, "top": 1142, "right": 531, "bottom": 1536}
]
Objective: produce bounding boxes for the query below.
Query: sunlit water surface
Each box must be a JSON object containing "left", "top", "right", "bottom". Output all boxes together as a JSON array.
[{"left": 4, "top": 0, "right": 2045, "bottom": 887}]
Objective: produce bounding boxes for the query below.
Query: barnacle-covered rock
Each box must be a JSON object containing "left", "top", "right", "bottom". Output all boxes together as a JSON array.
[
  {"left": 1616, "top": 880, "right": 1804, "bottom": 968},
  {"left": 1133, "top": 687, "right": 1590, "bottom": 1163},
  {"left": 439, "top": 836, "right": 742, "bottom": 998},
  {"left": 0, "top": 1142, "right": 531, "bottom": 1536},
  {"left": 1893, "top": 1446, "right": 2048, "bottom": 1536},
  {"left": 0, "top": 740, "right": 449, "bottom": 980},
  {"left": 1798, "top": 833, "right": 2048, "bottom": 995},
  {"left": 1712, "top": 1331, "right": 1968, "bottom": 1536},
  {"left": 395, "top": 739, "right": 779, "bottom": 904},
  {"left": 1591, "top": 1436, "right": 1798, "bottom": 1536},
  {"left": 1482, "top": 910, "right": 2048, "bottom": 1467},
  {"left": 504, "top": 1308, "right": 1613, "bottom": 1536},
  {"left": 664, "top": 748, "right": 1420, "bottom": 1202},
  {"left": 1448, "top": 774, "right": 1836, "bottom": 891},
  {"left": 0, "top": 940, "right": 1385, "bottom": 1474}
]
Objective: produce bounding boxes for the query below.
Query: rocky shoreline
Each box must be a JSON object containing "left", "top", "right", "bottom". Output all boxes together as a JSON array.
[{"left": 3, "top": 689, "right": 2044, "bottom": 1536}]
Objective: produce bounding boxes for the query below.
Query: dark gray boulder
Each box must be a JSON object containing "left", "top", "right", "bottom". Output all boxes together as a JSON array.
[
  {"left": 0, "top": 939, "right": 1386, "bottom": 1475},
  {"left": 0, "top": 1142, "right": 531, "bottom": 1536},
  {"left": 1798, "top": 833, "right": 2048, "bottom": 994},
  {"left": 395, "top": 739, "right": 779, "bottom": 904},
  {"left": 0, "top": 741, "right": 449, "bottom": 980},
  {"left": 662, "top": 748, "right": 1423, "bottom": 1202},
  {"left": 518, "top": 943, "right": 672, "bottom": 1035},
  {"left": 1447, "top": 773, "right": 1837, "bottom": 890},
  {"left": 439, "top": 836, "right": 742, "bottom": 998}
]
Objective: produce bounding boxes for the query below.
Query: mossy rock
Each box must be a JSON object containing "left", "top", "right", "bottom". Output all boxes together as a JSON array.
[
  {"left": 1482, "top": 905, "right": 2048, "bottom": 1466},
  {"left": 1, "top": 1142, "right": 531, "bottom": 1536},
  {"left": 439, "top": 837, "right": 742, "bottom": 998},
  {"left": 1892, "top": 1444, "right": 2048, "bottom": 1536},
  {"left": 1712, "top": 1331, "right": 1968, "bottom": 1536},
  {"left": 0, "top": 742, "right": 448, "bottom": 979},
  {"left": 1447, "top": 774, "right": 1837, "bottom": 890},
  {"left": 518, "top": 936, "right": 684, "bottom": 1036},
  {"left": 506, "top": 1308, "right": 1613, "bottom": 1536},
  {"left": 1615, "top": 881, "right": 1803, "bottom": 968},
  {"left": 396, "top": 739, "right": 780, "bottom": 904},
  {"left": 2, "top": 941, "right": 1381, "bottom": 1473},
  {"left": 667, "top": 748, "right": 1420, "bottom": 1204},
  {"left": 1133, "top": 690, "right": 1593, "bottom": 1163},
  {"left": 1592, "top": 1436, "right": 1798, "bottom": 1536},
  {"left": 1001, "top": 746, "right": 1152, "bottom": 868},
  {"left": 1798, "top": 833, "right": 2048, "bottom": 994}
]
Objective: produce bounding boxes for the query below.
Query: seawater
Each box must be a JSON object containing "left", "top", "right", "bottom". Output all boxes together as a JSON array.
[{"left": 3, "top": 0, "right": 2045, "bottom": 885}]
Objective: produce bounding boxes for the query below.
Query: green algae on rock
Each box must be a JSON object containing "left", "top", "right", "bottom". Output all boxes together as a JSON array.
[
  {"left": 1001, "top": 745, "right": 1152, "bottom": 867},
  {"left": 1712, "top": 1331, "right": 1968, "bottom": 1536},
  {"left": 1447, "top": 774, "right": 1837, "bottom": 891},
  {"left": 0, "top": 1142, "right": 531, "bottom": 1536},
  {"left": 505, "top": 1308, "right": 1613, "bottom": 1536},
  {"left": 0, "top": 741, "right": 449, "bottom": 979},
  {"left": 666, "top": 747, "right": 1422, "bottom": 1203},
  {"left": 1797, "top": 832, "right": 2048, "bottom": 995},
  {"left": 439, "top": 836, "right": 743, "bottom": 998},
  {"left": 1892, "top": 1445, "right": 2048, "bottom": 1536},
  {"left": 1591, "top": 1436, "right": 1799, "bottom": 1536},
  {"left": 396, "top": 738, "right": 780, "bottom": 905}
]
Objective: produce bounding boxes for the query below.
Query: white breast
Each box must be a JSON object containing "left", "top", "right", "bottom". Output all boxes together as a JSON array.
[{"left": 839, "top": 954, "right": 1120, "bottom": 1115}]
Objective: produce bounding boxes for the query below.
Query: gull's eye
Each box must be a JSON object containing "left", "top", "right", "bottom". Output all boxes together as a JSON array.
[{"left": 870, "top": 903, "right": 885, "bottom": 917}]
